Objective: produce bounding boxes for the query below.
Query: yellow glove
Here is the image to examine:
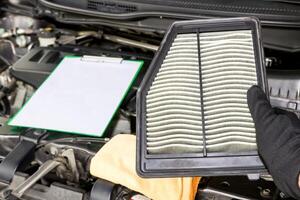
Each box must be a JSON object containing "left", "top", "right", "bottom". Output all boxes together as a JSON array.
[{"left": 90, "top": 134, "right": 200, "bottom": 200}]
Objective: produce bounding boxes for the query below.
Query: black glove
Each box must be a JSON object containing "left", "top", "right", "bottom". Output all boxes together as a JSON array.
[{"left": 247, "top": 85, "right": 300, "bottom": 199}]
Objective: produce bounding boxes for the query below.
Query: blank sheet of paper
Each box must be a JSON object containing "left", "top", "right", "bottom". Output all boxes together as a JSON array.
[{"left": 8, "top": 56, "right": 143, "bottom": 137}]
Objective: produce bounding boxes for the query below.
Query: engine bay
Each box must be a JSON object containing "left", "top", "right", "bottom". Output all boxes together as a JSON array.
[{"left": 0, "top": 1, "right": 300, "bottom": 200}]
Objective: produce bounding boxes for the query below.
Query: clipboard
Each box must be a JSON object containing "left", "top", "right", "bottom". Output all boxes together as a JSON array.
[{"left": 8, "top": 55, "right": 144, "bottom": 137}]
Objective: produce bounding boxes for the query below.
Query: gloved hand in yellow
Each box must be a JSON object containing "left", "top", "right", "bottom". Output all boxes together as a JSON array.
[{"left": 90, "top": 134, "right": 200, "bottom": 200}]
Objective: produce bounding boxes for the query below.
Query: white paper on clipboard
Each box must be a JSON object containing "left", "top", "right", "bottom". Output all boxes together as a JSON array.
[{"left": 8, "top": 56, "right": 143, "bottom": 137}]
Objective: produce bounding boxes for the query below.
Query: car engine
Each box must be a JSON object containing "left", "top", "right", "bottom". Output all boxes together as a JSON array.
[{"left": 0, "top": 0, "right": 300, "bottom": 199}]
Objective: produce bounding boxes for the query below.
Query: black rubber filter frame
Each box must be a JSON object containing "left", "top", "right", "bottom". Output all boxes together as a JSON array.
[{"left": 136, "top": 17, "right": 268, "bottom": 178}]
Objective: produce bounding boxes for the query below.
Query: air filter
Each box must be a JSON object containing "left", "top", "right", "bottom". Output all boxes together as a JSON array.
[{"left": 137, "top": 18, "right": 268, "bottom": 177}]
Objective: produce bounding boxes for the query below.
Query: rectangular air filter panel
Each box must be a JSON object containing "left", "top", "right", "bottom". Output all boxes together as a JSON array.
[{"left": 136, "top": 18, "right": 268, "bottom": 177}]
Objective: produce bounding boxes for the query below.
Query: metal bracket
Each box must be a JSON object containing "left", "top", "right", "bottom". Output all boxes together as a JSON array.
[
  {"left": 198, "top": 188, "right": 251, "bottom": 200},
  {"left": 9, "top": 148, "right": 80, "bottom": 198},
  {"left": 247, "top": 174, "right": 260, "bottom": 181},
  {"left": 60, "top": 149, "right": 79, "bottom": 182},
  {"left": 81, "top": 55, "right": 123, "bottom": 63},
  {"left": 0, "top": 129, "right": 48, "bottom": 184},
  {"left": 11, "top": 159, "right": 61, "bottom": 198}
]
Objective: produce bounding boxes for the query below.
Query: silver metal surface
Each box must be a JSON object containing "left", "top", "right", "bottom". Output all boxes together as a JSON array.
[
  {"left": 61, "top": 149, "right": 80, "bottom": 182},
  {"left": 11, "top": 160, "right": 60, "bottom": 198},
  {"left": 11, "top": 149, "right": 80, "bottom": 198},
  {"left": 103, "top": 34, "right": 158, "bottom": 51},
  {"left": 0, "top": 173, "right": 84, "bottom": 200},
  {"left": 198, "top": 188, "right": 252, "bottom": 200}
]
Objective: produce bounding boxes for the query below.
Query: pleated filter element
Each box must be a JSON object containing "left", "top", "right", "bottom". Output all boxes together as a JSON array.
[
  {"left": 200, "top": 30, "right": 257, "bottom": 153},
  {"left": 146, "top": 30, "right": 257, "bottom": 154},
  {"left": 146, "top": 33, "right": 203, "bottom": 154},
  {"left": 137, "top": 18, "right": 267, "bottom": 177}
]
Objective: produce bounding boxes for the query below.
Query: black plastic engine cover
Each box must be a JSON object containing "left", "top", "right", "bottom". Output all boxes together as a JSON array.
[
  {"left": 10, "top": 46, "right": 151, "bottom": 88},
  {"left": 268, "top": 69, "right": 300, "bottom": 113}
]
